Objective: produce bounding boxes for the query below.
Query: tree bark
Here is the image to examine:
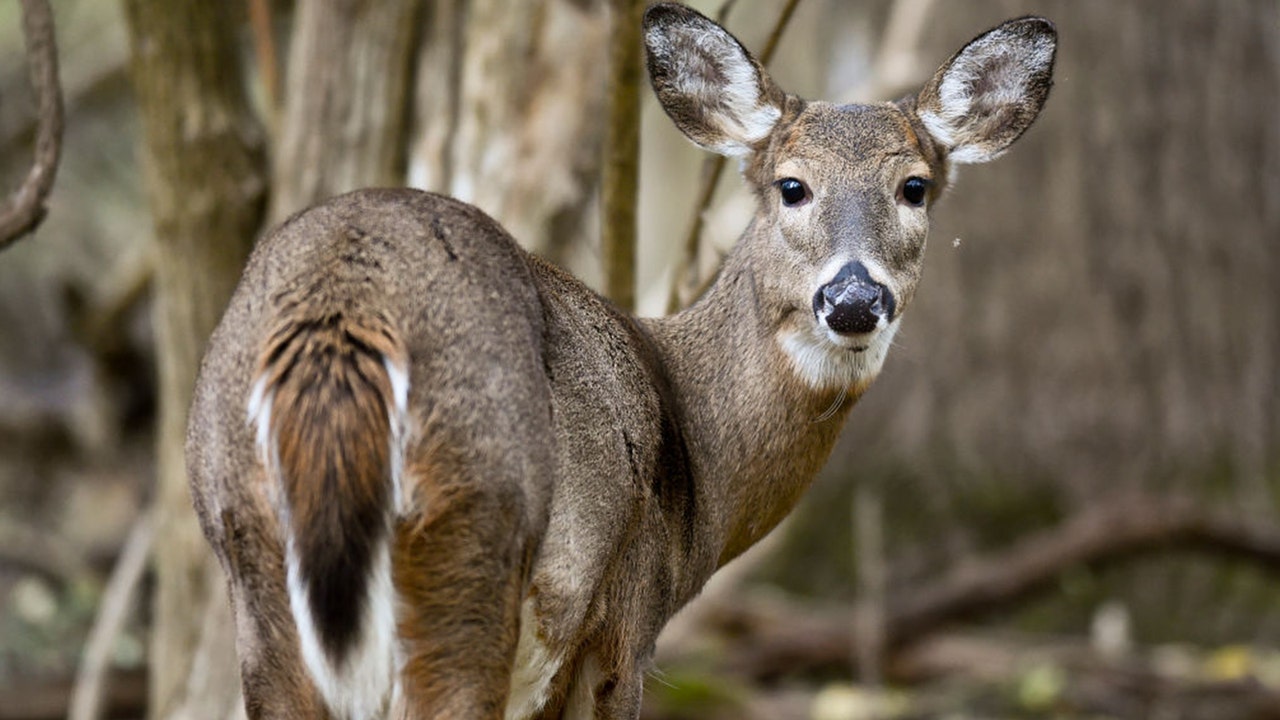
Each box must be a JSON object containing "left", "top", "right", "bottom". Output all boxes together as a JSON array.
[
  {"left": 410, "top": 0, "right": 609, "bottom": 274},
  {"left": 120, "top": 1, "right": 268, "bottom": 717},
  {"left": 600, "top": 0, "right": 644, "bottom": 311},
  {"left": 269, "top": 0, "right": 425, "bottom": 224}
]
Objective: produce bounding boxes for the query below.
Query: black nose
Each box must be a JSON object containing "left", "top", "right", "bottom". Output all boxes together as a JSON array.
[{"left": 812, "top": 262, "right": 895, "bottom": 335}]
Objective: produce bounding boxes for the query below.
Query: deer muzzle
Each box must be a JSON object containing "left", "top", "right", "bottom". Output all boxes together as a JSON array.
[{"left": 812, "top": 261, "right": 896, "bottom": 336}]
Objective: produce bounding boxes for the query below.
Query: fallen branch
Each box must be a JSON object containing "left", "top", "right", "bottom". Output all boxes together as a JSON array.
[
  {"left": 0, "top": 0, "right": 64, "bottom": 250},
  {"left": 659, "top": 496, "right": 1280, "bottom": 681},
  {"left": 890, "top": 495, "right": 1280, "bottom": 651}
]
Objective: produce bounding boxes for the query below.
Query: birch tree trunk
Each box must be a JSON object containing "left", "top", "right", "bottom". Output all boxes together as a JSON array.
[
  {"left": 120, "top": 1, "right": 268, "bottom": 717},
  {"left": 411, "top": 0, "right": 609, "bottom": 276}
]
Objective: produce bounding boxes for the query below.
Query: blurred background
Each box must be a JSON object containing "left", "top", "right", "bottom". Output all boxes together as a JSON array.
[{"left": 0, "top": 1, "right": 1277, "bottom": 718}]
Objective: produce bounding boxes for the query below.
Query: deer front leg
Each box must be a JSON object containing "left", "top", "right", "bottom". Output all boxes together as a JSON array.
[
  {"left": 587, "top": 671, "right": 644, "bottom": 720},
  {"left": 392, "top": 447, "right": 543, "bottom": 719},
  {"left": 558, "top": 661, "right": 644, "bottom": 720}
]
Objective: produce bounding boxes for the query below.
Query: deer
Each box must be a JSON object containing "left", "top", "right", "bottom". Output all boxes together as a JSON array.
[{"left": 186, "top": 4, "right": 1056, "bottom": 718}]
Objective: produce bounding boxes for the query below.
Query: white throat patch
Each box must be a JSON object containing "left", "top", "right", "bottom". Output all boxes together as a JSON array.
[{"left": 779, "top": 316, "right": 900, "bottom": 393}]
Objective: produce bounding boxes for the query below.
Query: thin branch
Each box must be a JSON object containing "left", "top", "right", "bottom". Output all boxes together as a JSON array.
[
  {"left": 757, "top": 0, "right": 802, "bottom": 64},
  {"left": 68, "top": 512, "right": 154, "bottom": 720},
  {"left": 665, "top": 153, "right": 728, "bottom": 313},
  {"left": 666, "top": 0, "right": 802, "bottom": 313},
  {"left": 601, "top": 0, "right": 646, "bottom": 312},
  {"left": 248, "top": 0, "right": 281, "bottom": 129},
  {"left": 715, "top": 0, "right": 739, "bottom": 24},
  {"left": 0, "top": 0, "right": 65, "bottom": 250},
  {"left": 853, "top": 481, "right": 886, "bottom": 684}
]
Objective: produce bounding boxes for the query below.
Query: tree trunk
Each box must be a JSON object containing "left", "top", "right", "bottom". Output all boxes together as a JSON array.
[
  {"left": 269, "top": 0, "right": 425, "bottom": 224},
  {"left": 410, "top": 0, "right": 609, "bottom": 276},
  {"left": 120, "top": 1, "right": 267, "bottom": 717},
  {"left": 600, "top": 0, "right": 643, "bottom": 311}
]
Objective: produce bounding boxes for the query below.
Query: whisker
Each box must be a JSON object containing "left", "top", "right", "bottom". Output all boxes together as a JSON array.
[
  {"left": 647, "top": 667, "right": 677, "bottom": 689},
  {"left": 813, "top": 386, "right": 848, "bottom": 423}
]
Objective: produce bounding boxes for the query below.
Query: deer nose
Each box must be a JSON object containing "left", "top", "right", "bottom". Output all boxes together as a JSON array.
[{"left": 812, "top": 261, "right": 895, "bottom": 335}]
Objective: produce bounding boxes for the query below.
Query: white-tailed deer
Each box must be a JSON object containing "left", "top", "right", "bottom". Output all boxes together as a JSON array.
[{"left": 187, "top": 5, "right": 1056, "bottom": 718}]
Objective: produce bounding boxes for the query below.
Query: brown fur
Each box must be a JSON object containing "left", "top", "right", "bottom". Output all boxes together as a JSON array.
[
  {"left": 392, "top": 447, "right": 529, "bottom": 716},
  {"left": 257, "top": 304, "right": 404, "bottom": 659},
  {"left": 186, "top": 6, "right": 1056, "bottom": 719}
]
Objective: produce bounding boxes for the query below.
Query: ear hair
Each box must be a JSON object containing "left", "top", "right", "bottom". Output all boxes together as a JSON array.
[
  {"left": 916, "top": 17, "right": 1057, "bottom": 164},
  {"left": 643, "top": 3, "right": 785, "bottom": 157}
]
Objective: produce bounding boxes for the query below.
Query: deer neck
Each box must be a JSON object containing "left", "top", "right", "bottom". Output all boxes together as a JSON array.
[{"left": 643, "top": 237, "right": 861, "bottom": 570}]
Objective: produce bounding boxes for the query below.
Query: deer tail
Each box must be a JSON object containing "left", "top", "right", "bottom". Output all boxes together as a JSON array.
[{"left": 246, "top": 307, "right": 409, "bottom": 715}]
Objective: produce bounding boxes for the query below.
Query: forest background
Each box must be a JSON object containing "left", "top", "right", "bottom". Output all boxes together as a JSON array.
[{"left": 0, "top": 1, "right": 1277, "bottom": 718}]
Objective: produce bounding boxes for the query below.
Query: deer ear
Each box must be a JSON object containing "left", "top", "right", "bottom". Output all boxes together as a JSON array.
[
  {"left": 915, "top": 17, "right": 1057, "bottom": 164},
  {"left": 643, "top": 3, "right": 785, "bottom": 157}
]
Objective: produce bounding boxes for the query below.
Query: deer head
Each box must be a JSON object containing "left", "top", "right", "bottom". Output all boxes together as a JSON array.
[{"left": 645, "top": 5, "right": 1056, "bottom": 392}]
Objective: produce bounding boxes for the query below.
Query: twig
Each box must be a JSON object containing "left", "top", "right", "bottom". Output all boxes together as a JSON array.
[
  {"left": 853, "top": 481, "right": 886, "bottom": 684},
  {"left": 248, "top": 0, "right": 280, "bottom": 128},
  {"left": 666, "top": 0, "right": 802, "bottom": 313},
  {"left": 895, "top": 632, "right": 1280, "bottom": 717},
  {"left": 68, "top": 511, "right": 154, "bottom": 720},
  {"left": 757, "top": 0, "right": 802, "bottom": 63},
  {"left": 666, "top": 151, "right": 730, "bottom": 313},
  {"left": 714, "top": 0, "right": 739, "bottom": 24},
  {"left": 0, "top": 0, "right": 65, "bottom": 250},
  {"left": 601, "top": 0, "right": 646, "bottom": 312}
]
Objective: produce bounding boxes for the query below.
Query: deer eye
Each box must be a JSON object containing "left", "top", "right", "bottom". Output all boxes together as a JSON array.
[
  {"left": 900, "top": 176, "right": 930, "bottom": 207},
  {"left": 777, "top": 178, "right": 810, "bottom": 207}
]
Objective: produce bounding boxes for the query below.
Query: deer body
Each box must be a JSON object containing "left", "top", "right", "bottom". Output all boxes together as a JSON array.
[{"left": 188, "top": 5, "right": 1056, "bottom": 718}]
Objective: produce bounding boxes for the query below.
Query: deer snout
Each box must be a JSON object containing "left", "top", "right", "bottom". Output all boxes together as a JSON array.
[{"left": 812, "top": 261, "right": 896, "bottom": 336}]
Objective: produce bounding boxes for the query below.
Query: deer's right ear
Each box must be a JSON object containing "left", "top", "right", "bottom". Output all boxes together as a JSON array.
[{"left": 643, "top": 3, "right": 785, "bottom": 157}]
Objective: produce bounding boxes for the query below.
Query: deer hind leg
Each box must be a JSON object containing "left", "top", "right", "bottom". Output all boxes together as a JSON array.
[
  {"left": 391, "top": 440, "right": 544, "bottom": 719},
  {"left": 217, "top": 504, "right": 330, "bottom": 719}
]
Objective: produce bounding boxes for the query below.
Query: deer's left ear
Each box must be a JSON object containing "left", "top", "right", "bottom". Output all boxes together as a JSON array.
[
  {"left": 914, "top": 17, "right": 1057, "bottom": 164},
  {"left": 643, "top": 3, "right": 786, "bottom": 157}
]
